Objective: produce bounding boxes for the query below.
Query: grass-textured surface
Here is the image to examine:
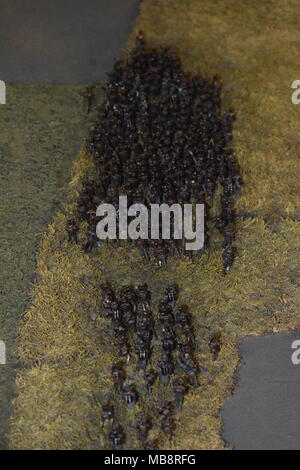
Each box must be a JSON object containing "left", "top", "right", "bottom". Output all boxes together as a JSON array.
[
  {"left": 8, "top": 0, "right": 300, "bottom": 449},
  {"left": 0, "top": 85, "right": 88, "bottom": 449}
]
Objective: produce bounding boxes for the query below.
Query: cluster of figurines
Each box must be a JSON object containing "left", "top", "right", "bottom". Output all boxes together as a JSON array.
[
  {"left": 99, "top": 282, "right": 220, "bottom": 450},
  {"left": 68, "top": 31, "right": 243, "bottom": 273}
]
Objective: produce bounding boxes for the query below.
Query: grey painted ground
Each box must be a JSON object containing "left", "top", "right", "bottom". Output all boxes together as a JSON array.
[
  {"left": 0, "top": 0, "right": 141, "bottom": 84},
  {"left": 222, "top": 330, "right": 300, "bottom": 450}
]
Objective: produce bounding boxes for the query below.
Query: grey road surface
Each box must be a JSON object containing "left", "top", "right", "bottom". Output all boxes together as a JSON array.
[
  {"left": 0, "top": 0, "right": 141, "bottom": 84},
  {"left": 222, "top": 330, "right": 300, "bottom": 450}
]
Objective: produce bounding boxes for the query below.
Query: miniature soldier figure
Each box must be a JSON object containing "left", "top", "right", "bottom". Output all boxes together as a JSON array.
[
  {"left": 161, "top": 416, "right": 175, "bottom": 438},
  {"left": 173, "top": 377, "right": 189, "bottom": 411},
  {"left": 102, "top": 294, "right": 113, "bottom": 315},
  {"left": 137, "top": 314, "right": 156, "bottom": 341},
  {"left": 181, "top": 321, "right": 194, "bottom": 345},
  {"left": 101, "top": 402, "right": 114, "bottom": 426},
  {"left": 117, "top": 338, "right": 131, "bottom": 365},
  {"left": 156, "top": 242, "right": 167, "bottom": 269},
  {"left": 136, "top": 284, "right": 151, "bottom": 313},
  {"left": 112, "top": 320, "right": 127, "bottom": 340},
  {"left": 165, "top": 283, "right": 178, "bottom": 309},
  {"left": 136, "top": 239, "right": 150, "bottom": 262},
  {"left": 176, "top": 305, "right": 191, "bottom": 327},
  {"left": 136, "top": 415, "right": 152, "bottom": 444},
  {"left": 162, "top": 329, "right": 177, "bottom": 357},
  {"left": 82, "top": 85, "right": 95, "bottom": 114},
  {"left": 66, "top": 219, "right": 79, "bottom": 244},
  {"left": 222, "top": 244, "right": 234, "bottom": 274},
  {"left": 109, "top": 425, "right": 125, "bottom": 450},
  {"left": 168, "top": 239, "right": 180, "bottom": 258},
  {"left": 119, "top": 299, "right": 135, "bottom": 329},
  {"left": 84, "top": 221, "right": 98, "bottom": 253},
  {"left": 159, "top": 301, "right": 175, "bottom": 331},
  {"left": 144, "top": 439, "right": 158, "bottom": 451},
  {"left": 120, "top": 285, "right": 138, "bottom": 314},
  {"left": 135, "top": 338, "right": 151, "bottom": 370},
  {"left": 209, "top": 333, "right": 221, "bottom": 360},
  {"left": 157, "top": 357, "right": 174, "bottom": 386},
  {"left": 122, "top": 383, "right": 139, "bottom": 410},
  {"left": 187, "top": 364, "right": 198, "bottom": 388},
  {"left": 158, "top": 401, "right": 174, "bottom": 418},
  {"left": 144, "top": 368, "right": 157, "bottom": 394},
  {"left": 159, "top": 299, "right": 173, "bottom": 315},
  {"left": 135, "top": 30, "right": 145, "bottom": 48},
  {"left": 111, "top": 362, "right": 125, "bottom": 393},
  {"left": 108, "top": 301, "right": 122, "bottom": 322}
]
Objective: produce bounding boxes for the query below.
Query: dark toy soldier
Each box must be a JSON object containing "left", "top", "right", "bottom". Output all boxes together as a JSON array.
[
  {"left": 135, "top": 30, "right": 145, "bottom": 48},
  {"left": 122, "top": 307, "right": 136, "bottom": 331},
  {"left": 108, "top": 301, "right": 122, "bottom": 322},
  {"left": 222, "top": 244, "right": 234, "bottom": 274},
  {"left": 173, "top": 377, "right": 189, "bottom": 411},
  {"left": 209, "top": 334, "right": 221, "bottom": 360},
  {"left": 117, "top": 338, "right": 131, "bottom": 365},
  {"left": 82, "top": 85, "right": 95, "bottom": 114},
  {"left": 158, "top": 401, "right": 174, "bottom": 418},
  {"left": 120, "top": 285, "right": 138, "bottom": 314},
  {"left": 168, "top": 239, "right": 180, "bottom": 258},
  {"left": 161, "top": 416, "right": 175, "bottom": 439},
  {"left": 181, "top": 321, "right": 194, "bottom": 345},
  {"left": 136, "top": 415, "right": 152, "bottom": 444},
  {"left": 100, "top": 282, "right": 115, "bottom": 299},
  {"left": 136, "top": 284, "right": 151, "bottom": 313},
  {"left": 84, "top": 221, "right": 98, "bottom": 253},
  {"left": 159, "top": 299, "right": 173, "bottom": 315},
  {"left": 136, "top": 239, "right": 150, "bottom": 262},
  {"left": 144, "top": 439, "right": 158, "bottom": 451},
  {"left": 137, "top": 314, "right": 156, "bottom": 341},
  {"left": 178, "top": 343, "right": 196, "bottom": 370},
  {"left": 111, "top": 362, "right": 125, "bottom": 393},
  {"left": 112, "top": 320, "right": 127, "bottom": 339},
  {"left": 135, "top": 338, "right": 151, "bottom": 370},
  {"left": 157, "top": 357, "right": 174, "bottom": 386},
  {"left": 102, "top": 295, "right": 114, "bottom": 316},
  {"left": 176, "top": 305, "right": 191, "bottom": 327},
  {"left": 101, "top": 402, "right": 114, "bottom": 426},
  {"left": 66, "top": 219, "right": 78, "bottom": 244},
  {"left": 162, "top": 330, "right": 177, "bottom": 357},
  {"left": 155, "top": 242, "right": 167, "bottom": 269},
  {"left": 165, "top": 283, "right": 178, "bottom": 309},
  {"left": 144, "top": 368, "right": 157, "bottom": 394},
  {"left": 109, "top": 425, "right": 125, "bottom": 450},
  {"left": 159, "top": 301, "right": 175, "bottom": 330},
  {"left": 187, "top": 365, "right": 198, "bottom": 388},
  {"left": 122, "top": 383, "right": 139, "bottom": 409}
]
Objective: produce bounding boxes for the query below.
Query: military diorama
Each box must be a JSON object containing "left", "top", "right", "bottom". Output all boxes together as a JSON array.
[{"left": 2, "top": 0, "right": 300, "bottom": 451}]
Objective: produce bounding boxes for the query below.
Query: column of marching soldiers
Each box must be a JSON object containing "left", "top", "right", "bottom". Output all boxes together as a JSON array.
[
  {"left": 99, "top": 282, "right": 221, "bottom": 450},
  {"left": 63, "top": 32, "right": 239, "bottom": 448},
  {"left": 66, "top": 31, "right": 242, "bottom": 275}
]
